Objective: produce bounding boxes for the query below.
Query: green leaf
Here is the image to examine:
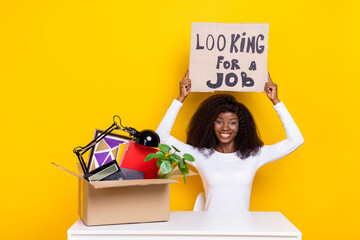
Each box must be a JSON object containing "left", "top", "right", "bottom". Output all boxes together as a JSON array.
[
  {"left": 160, "top": 161, "right": 173, "bottom": 174},
  {"left": 156, "top": 158, "right": 163, "bottom": 168},
  {"left": 180, "top": 165, "right": 189, "bottom": 175},
  {"left": 144, "top": 153, "right": 155, "bottom": 162},
  {"left": 179, "top": 158, "right": 186, "bottom": 168},
  {"left": 170, "top": 153, "right": 181, "bottom": 162},
  {"left": 183, "top": 153, "right": 195, "bottom": 162},
  {"left": 172, "top": 145, "right": 181, "bottom": 152},
  {"left": 159, "top": 144, "right": 171, "bottom": 153},
  {"left": 183, "top": 174, "right": 187, "bottom": 184},
  {"left": 154, "top": 151, "right": 165, "bottom": 159}
]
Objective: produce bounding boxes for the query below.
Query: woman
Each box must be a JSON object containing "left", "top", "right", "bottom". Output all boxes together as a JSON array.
[{"left": 156, "top": 71, "right": 304, "bottom": 212}]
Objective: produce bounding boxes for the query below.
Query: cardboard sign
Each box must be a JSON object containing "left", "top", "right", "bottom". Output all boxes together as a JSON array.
[{"left": 189, "top": 22, "right": 269, "bottom": 92}]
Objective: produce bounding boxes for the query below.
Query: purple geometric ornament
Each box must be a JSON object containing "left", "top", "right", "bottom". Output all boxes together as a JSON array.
[
  {"left": 94, "top": 152, "right": 110, "bottom": 166},
  {"left": 103, "top": 153, "right": 114, "bottom": 165},
  {"left": 104, "top": 137, "right": 124, "bottom": 149}
]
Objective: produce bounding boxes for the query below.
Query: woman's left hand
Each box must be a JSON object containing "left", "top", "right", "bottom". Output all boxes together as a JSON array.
[{"left": 264, "top": 72, "right": 280, "bottom": 105}]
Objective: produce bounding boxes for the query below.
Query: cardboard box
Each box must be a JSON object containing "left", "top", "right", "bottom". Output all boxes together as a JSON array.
[{"left": 53, "top": 162, "right": 177, "bottom": 226}]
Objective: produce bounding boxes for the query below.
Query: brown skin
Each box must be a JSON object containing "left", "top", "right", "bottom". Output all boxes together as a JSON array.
[
  {"left": 264, "top": 72, "right": 280, "bottom": 105},
  {"left": 214, "top": 112, "right": 239, "bottom": 153},
  {"left": 177, "top": 69, "right": 191, "bottom": 103},
  {"left": 177, "top": 70, "right": 280, "bottom": 153}
]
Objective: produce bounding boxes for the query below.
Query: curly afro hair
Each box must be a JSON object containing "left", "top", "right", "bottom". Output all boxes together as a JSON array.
[{"left": 186, "top": 94, "right": 263, "bottom": 159}]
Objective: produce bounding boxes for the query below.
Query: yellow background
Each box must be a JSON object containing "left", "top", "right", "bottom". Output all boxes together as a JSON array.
[{"left": 1, "top": 0, "right": 359, "bottom": 239}]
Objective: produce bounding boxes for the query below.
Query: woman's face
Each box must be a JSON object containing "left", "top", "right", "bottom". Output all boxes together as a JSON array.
[{"left": 214, "top": 112, "right": 239, "bottom": 145}]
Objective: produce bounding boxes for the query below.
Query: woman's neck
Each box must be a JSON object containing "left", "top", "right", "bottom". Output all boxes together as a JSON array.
[{"left": 215, "top": 142, "right": 236, "bottom": 153}]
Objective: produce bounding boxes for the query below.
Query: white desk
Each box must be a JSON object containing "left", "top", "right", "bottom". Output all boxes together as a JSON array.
[{"left": 68, "top": 211, "right": 302, "bottom": 240}]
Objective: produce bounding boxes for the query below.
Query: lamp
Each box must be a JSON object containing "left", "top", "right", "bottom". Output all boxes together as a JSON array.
[
  {"left": 116, "top": 118, "right": 160, "bottom": 148},
  {"left": 73, "top": 115, "right": 160, "bottom": 180}
]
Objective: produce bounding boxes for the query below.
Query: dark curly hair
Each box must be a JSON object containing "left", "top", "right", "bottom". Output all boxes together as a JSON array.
[{"left": 186, "top": 94, "right": 263, "bottom": 159}]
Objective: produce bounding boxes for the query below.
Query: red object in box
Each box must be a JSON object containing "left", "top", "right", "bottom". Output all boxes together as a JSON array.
[{"left": 120, "top": 141, "right": 159, "bottom": 179}]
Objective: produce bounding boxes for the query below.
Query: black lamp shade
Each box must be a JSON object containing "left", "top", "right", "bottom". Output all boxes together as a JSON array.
[{"left": 135, "top": 130, "right": 160, "bottom": 147}]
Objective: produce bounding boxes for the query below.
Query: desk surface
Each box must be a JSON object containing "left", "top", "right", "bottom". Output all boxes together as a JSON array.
[{"left": 68, "top": 211, "right": 301, "bottom": 239}]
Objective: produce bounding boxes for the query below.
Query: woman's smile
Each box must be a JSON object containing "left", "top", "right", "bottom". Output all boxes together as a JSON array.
[
  {"left": 219, "top": 133, "right": 231, "bottom": 139},
  {"left": 214, "top": 112, "right": 239, "bottom": 148}
]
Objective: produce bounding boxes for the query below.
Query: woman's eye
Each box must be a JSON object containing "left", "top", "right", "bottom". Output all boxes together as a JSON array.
[
  {"left": 216, "top": 120, "right": 222, "bottom": 124},
  {"left": 230, "top": 122, "right": 237, "bottom": 125}
]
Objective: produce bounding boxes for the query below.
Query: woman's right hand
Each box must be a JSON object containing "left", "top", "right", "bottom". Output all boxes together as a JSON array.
[
  {"left": 264, "top": 72, "right": 280, "bottom": 105},
  {"left": 177, "top": 70, "right": 191, "bottom": 103}
]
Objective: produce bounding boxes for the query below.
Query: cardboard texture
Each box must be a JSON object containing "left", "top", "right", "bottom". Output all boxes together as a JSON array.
[
  {"left": 190, "top": 22, "right": 269, "bottom": 92},
  {"left": 53, "top": 162, "right": 177, "bottom": 226},
  {"left": 78, "top": 178, "right": 175, "bottom": 226}
]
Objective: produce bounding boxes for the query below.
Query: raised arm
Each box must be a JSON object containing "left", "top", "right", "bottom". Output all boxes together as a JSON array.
[
  {"left": 177, "top": 69, "right": 191, "bottom": 103},
  {"left": 156, "top": 71, "right": 199, "bottom": 166},
  {"left": 257, "top": 73, "right": 304, "bottom": 169},
  {"left": 265, "top": 72, "right": 280, "bottom": 105}
]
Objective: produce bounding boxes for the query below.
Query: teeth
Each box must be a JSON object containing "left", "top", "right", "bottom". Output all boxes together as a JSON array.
[{"left": 220, "top": 134, "right": 230, "bottom": 138}]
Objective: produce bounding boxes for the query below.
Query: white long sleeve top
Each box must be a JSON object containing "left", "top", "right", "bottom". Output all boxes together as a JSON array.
[{"left": 156, "top": 99, "right": 304, "bottom": 212}]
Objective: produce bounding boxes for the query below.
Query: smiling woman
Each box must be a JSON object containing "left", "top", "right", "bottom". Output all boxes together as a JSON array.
[
  {"left": 214, "top": 112, "right": 239, "bottom": 152},
  {"left": 156, "top": 70, "right": 304, "bottom": 212},
  {"left": 186, "top": 93, "right": 263, "bottom": 158}
]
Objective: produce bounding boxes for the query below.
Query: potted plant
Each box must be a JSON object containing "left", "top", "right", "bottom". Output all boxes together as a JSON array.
[{"left": 144, "top": 144, "right": 194, "bottom": 183}]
